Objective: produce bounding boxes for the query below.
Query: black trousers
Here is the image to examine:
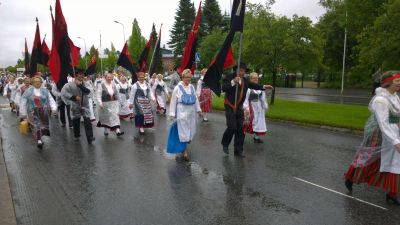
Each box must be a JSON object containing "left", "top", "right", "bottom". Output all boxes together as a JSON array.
[
  {"left": 59, "top": 102, "right": 72, "bottom": 125},
  {"left": 72, "top": 117, "right": 93, "bottom": 141},
  {"left": 221, "top": 105, "right": 245, "bottom": 154}
]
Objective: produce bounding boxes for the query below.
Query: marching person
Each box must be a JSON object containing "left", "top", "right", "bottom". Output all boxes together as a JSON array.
[
  {"left": 14, "top": 77, "right": 31, "bottom": 117},
  {"left": 52, "top": 82, "right": 72, "bottom": 128},
  {"left": 3, "top": 75, "right": 17, "bottom": 112},
  {"left": 168, "top": 69, "right": 202, "bottom": 161},
  {"left": 196, "top": 68, "right": 213, "bottom": 122},
  {"left": 116, "top": 75, "right": 133, "bottom": 119},
  {"left": 168, "top": 66, "right": 180, "bottom": 92},
  {"left": 345, "top": 71, "right": 400, "bottom": 205},
  {"left": 96, "top": 72, "right": 125, "bottom": 136},
  {"left": 221, "top": 63, "right": 273, "bottom": 157},
  {"left": 152, "top": 74, "right": 169, "bottom": 115},
  {"left": 243, "top": 72, "right": 269, "bottom": 143},
  {"left": 19, "top": 76, "right": 57, "bottom": 148},
  {"left": 149, "top": 73, "right": 157, "bottom": 88},
  {"left": 61, "top": 72, "right": 95, "bottom": 144},
  {"left": 129, "top": 71, "right": 156, "bottom": 135}
]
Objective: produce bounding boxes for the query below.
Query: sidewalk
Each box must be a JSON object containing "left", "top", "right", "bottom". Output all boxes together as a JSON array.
[{"left": 0, "top": 116, "right": 17, "bottom": 225}]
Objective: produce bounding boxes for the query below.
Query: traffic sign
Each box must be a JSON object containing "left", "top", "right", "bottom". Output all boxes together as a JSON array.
[{"left": 195, "top": 52, "right": 200, "bottom": 62}]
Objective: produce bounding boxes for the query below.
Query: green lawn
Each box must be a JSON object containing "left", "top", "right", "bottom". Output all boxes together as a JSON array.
[{"left": 212, "top": 96, "right": 370, "bottom": 130}]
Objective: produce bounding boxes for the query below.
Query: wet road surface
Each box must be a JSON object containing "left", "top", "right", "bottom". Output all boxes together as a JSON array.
[
  {"left": 1, "top": 99, "right": 400, "bottom": 225},
  {"left": 274, "top": 87, "right": 371, "bottom": 105}
]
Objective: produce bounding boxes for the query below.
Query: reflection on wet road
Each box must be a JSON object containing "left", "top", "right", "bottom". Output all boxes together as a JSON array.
[{"left": 1, "top": 98, "right": 400, "bottom": 225}]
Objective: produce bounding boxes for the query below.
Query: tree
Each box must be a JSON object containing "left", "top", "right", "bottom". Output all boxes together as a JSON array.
[
  {"left": 243, "top": 3, "right": 292, "bottom": 104},
  {"left": 198, "top": 28, "right": 228, "bottom": 67},
  {"left": 201, "top": 0, "right": 223, "bottom": 36},
  {"left": 168, "top": 0, "right": 196, "bottom": 59},
  {"left": 128, "top": 18, "right": 146, "bottom": 65},
  {"left": 357, "top": 0, "right": 400, "bottom": 73},
  {"left": 105, "top": 43, "right": 118, "bottom": 72},
  {"left": 285, "top": 15, "right": 323, "bottom": 88}
]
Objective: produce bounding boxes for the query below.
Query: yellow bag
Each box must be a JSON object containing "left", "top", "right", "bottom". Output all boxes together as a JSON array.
[{"left": 19, "top": 120, "right": 28, "bottom": 134}]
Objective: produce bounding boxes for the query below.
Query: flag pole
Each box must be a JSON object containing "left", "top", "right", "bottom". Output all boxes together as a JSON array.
[
  {"left": 233, "top": 32, "right": 243, "bottom": 113},
  {"left": 148, "top": 23, "right": 162, "bottom": 75},
  {"left": 99, "top": 31, "right": 103, "bottom": 75}
]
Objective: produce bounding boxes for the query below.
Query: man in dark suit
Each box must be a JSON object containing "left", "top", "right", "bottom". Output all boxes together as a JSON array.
[{"left": 221, "top": 63, "right": 273, "bottom": 157}]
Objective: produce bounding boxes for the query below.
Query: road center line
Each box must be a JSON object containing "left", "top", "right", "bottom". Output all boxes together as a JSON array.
[{"left": 293, "top": 177, "right": 388, "bottom": 210}]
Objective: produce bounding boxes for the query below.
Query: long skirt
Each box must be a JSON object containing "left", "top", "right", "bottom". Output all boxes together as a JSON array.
[
  {"left": 199, "top": 88, "right": 212, "bottom": 113},
  {"left": 344, "top": 115, "right": 400, "bottom": 193},
  {"left": 97, "top": 101, "right": 120, "bottom": 131},
  {"left": 28, "top": 107, "right": 51, "bottom": 140},
  {"left": 119, "top": 95, "right": 133, "bottom": 119},
  {"left": 244, "top": 101, "right": 267, "bottom": 136},
  {"left": 167, "top": 121, "right": 187, "bottom": 154},
  {"left": 134, "top": 98, "right": 154, "bottom": 128},
  {"left": 155, "top": 92, "right": 167, "bottom": 111}
]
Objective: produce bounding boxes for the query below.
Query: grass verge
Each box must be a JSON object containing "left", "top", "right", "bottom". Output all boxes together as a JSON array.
[{"left": 212, "top": 96, "right": 369, "bottom": 131}]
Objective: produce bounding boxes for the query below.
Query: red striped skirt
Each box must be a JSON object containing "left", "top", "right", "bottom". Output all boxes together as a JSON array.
[
  {"left": 199, "top": 88, "right": 212, "bottom": 113},
  {"left": 345, "top": 159, "right": 400, "bottom": 193}
]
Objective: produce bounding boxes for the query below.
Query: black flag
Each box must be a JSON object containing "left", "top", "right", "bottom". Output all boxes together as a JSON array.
[
  {"left": 203, "top": 31, "right": 236, "bottom": 96},
  {"left": 230, "top": 0, "right": 246, "bottom": 32},
  {"left": 117, "top": 43, "right": 137, "bottom": 83}
]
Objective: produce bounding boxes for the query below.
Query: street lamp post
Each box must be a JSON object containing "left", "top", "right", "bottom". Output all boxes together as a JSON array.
[
  {"left": 114, "top": 20, "right": 126, "bottom": 44},
  {"left": 77, "top": 36, "right": 87, "bottom": 69}
]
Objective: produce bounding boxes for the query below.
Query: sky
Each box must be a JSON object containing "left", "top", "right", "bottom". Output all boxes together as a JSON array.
[{"left": 0, "top": 0, "right": 325, "bottom": 67}]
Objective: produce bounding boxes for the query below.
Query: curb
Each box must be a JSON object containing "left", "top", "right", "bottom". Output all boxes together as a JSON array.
[{"left": 0, "top": 122, "right": 17, "bottom": 225}]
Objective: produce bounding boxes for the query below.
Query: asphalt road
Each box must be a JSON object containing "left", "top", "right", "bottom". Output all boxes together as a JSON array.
[
  {"left": 1, "top": 97, "right": 400, "bottom": 225},
  {"left": 274, "top": 87, "right": 371, "bottom": 105}
]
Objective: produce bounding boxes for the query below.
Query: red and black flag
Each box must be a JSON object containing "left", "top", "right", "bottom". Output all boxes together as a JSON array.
[
  {"left": 69, "top": 38, "right": 81, "bottom": 68},
  {"left": 138, "top": 33, "right": 153, "bottom": 72},
  {"left": 24, "top": 38, "right": 30, "bottom": 75},
  {"left": 41, "top": 36, "right": 50, "bottom": 66},
  {"left": 230, "top": 0, "right": 246, "bottom": 32},
  {"left": 85, "top": 50, "right": 97, "bottom": 76},
  {"left": 117, "top": 42, "right": 137, "bottom": 83},
  {"left": 179, "top": 1, "right": 202, "bottom": 74},
  {"left": 149, "top": 25, "right": 162, "bottom": 75},
  {"left": 48, "top": 0, "right": 74, "bottom": 90},
  {"left": 30, "top": 18, "right": 43, "bottom": 76},
  {"left": 203, "top": 30, "right": 236, "bottom": 96}
]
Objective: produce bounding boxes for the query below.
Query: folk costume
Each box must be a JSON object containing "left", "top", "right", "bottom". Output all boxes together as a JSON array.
[
  {"left": 96, "top": 80, "right": 124, "bottom": 136},
  {"left": 152, "top": 79, "right": 169, "bottom": 114},
  {"left": 3, "top": 79, "right": 18, "bottom": 112},
  {"left": 345, "top": 76, "right": 400, "bottom": 204},
  {"left": 196, "top": 76, "right": 212, "bottom": 121},
  {"left": 129, "top": 80, "right": 155, "bottom": 133},
  {"left": 168, "top": 81, "right": 201, "bottom": 155},
  {"left": 221, "top": 64, "right": 266, "bottom": 156},
  {"left": 243, "top": 89, "right": 268, "bottom": 143},
  {"left": 116, "top": 80, "right": 133, "bottom": 119},
  {"left": 61, "top": 81, "right": 95, "bottom": 144},
  {"left": 19, "top": 86, "right": 57, "bottom": 148}
]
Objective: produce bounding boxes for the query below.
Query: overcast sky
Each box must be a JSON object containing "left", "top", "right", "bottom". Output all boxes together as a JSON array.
[{"left": 0, "top": 0, "right": 325, "bottom": 67}]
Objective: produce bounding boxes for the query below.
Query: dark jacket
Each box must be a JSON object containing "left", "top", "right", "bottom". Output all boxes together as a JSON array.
[{"left": 222, "top": 73, "right": 265, "bottom": 110}]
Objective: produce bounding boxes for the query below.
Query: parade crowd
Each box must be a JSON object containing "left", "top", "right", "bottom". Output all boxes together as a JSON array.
[{"left": 1, "top": 63, "right": 271, "bottom": 161}]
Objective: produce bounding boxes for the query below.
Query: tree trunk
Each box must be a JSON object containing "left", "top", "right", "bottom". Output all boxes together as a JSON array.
[
  {"left": 301, "top": 73, "right": 304, "bottom": 88},
  {"left": 270, "top": 70, "right": 277, "bottom": 105}
]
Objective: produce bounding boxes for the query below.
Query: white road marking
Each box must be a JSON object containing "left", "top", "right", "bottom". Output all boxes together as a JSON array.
[{"left": 293, "top": 177, "right": 388, "bottom": 210}]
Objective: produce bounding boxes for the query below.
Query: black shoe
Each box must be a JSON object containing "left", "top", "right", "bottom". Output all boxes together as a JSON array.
[
  {"left": 222, "top": 146, "right": 229, "bottom": 154},
  {"left": 234, "top": 152, "right": 246, "bottom": 158},
  {"left": 104, "top": 130, "right": 109, "bottom": 136},
  {"left": 69, "top": 125, "right": 73, "bottom": 129},
  {"left": 253, "top": 137, "right": 263, "bottom": 143},
  {"left": 345, "top": 180, "right": 353, "bottom": 193},
  {"left": 87, "top": 137, "right": 95, "bottom": 144},
  {"left": 116, "top": 131, "right": 125, "bottom": 136},
  {"left": 386, "top": 193, "right": 400, "bottom": 205}
]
